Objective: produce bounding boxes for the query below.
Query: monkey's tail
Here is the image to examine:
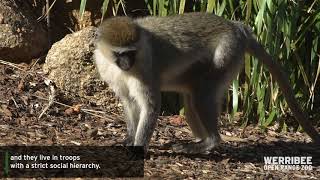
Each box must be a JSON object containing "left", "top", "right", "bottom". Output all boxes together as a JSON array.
[{"left": 243, "top": 26, "right": 320, "bottom": 144}]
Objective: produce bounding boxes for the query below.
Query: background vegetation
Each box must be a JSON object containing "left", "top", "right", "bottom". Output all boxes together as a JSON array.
[{"left": 80, "top": 0, "right": 320, "bottom": 130}]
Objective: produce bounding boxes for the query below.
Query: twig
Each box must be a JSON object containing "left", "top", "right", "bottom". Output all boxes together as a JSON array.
[
  {"left": 80, "top": 108, "right": 109, "bottom": 114},
  {"left": 28, "top": 57, "right": 41, "bottom": 72},
  {"left": 82, "top": 110, "right": 116, "bottom": 121},
  {"left": 10, "top": 97, "right": 19, "bottom": 108},
  {"left": 0, "top": 58, "right": 42, "bottom": 74},
  {"left": 38, "top": 79, "right": 56, "bottom": 119},
  {"left": 37, "top": 0, "right": 57, "bottom": 22},
  {"left": 33, "top": 95, "right": 118, "bottom": 121},
  {"left": 0, "top": 60, "right": 26, "bottom": 71},
  {"left": 81, "top": 108, "right": 122, "bottom": 120}
]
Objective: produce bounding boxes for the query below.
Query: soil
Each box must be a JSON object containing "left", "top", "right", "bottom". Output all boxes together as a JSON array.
[{"left": 0, "top": 62, "right": 319, "bottom": 179}]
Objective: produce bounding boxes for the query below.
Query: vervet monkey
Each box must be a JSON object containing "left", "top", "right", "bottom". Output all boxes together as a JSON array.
[{"left": 94, "top": 12, "right": 320, "bottom": 153}]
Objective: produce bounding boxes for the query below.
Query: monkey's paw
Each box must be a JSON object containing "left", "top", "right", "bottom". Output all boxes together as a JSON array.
[
  {"left": 172, "top": 138, "right": 220, "bottom": 154},
  {"left": 122, "top": 136, "right": 134, "bottom": 146}
]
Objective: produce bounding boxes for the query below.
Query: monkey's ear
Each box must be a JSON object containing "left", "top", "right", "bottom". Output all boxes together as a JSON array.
[{"left": 114, "top": 50, "right": 136, "bottom": 71}]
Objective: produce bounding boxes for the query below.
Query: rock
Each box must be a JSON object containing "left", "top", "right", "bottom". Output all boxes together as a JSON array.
[
  {"left": 43, "top": 27, "right": 118, "bottom": 109},
  {"left": 0, "top": 0, "right": 48, "bottom": 62}
]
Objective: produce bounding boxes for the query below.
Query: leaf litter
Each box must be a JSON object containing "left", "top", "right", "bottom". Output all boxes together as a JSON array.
[{"left": 0, "top": 62, "right": 319, "bottom": 179}]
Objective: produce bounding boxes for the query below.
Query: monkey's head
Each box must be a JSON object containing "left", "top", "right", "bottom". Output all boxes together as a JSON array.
[{"left": 97, "top": 16, "right": 141, "bottom": 71}]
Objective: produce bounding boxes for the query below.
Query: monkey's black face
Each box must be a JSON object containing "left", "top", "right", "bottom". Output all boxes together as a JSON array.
[{"left": 113, "top": 50, "right": 136, "bottom": 71}]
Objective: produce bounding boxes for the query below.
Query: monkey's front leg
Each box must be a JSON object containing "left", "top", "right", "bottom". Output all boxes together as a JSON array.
[
  {"left": 133, "top": 86, "right": 161, "bottom": 151},
  {"left": 121, "top": 97, "right": 140, "bottom": 146}
]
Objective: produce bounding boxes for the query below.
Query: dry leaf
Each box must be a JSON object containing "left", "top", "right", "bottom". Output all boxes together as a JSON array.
[
  {"left": 0, "top": 105, "right": 12, "bottom": 117},
  {"left": 169, "top": 115, "right": 185, "bottom": 126},
  {"left": 64, "top": 104, "right": 82, "bottom": 115}
]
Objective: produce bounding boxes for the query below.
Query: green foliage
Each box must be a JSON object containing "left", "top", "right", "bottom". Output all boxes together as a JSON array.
[
  {"left": 81, "top": 0, "right": 320, "bottom": 127},
  {"left": 79, "top": 0, "right": 87, "bottom": 20},
  {"left": 101, "top": 0, "right": 110, "bottom": 22}
]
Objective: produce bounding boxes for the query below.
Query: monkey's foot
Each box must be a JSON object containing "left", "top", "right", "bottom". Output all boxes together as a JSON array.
[
  {"left": 172, "top": 137, "right": 220, "bottom": 154},
  {"left": 122, "top": 136, "right": 134, "bottom": 146}
]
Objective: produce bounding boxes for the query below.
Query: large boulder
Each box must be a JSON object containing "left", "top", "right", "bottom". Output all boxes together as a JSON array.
[
  {"left": 0, "top": 0, "right": 48, "bottom": 62},
  {"left": 43, "top": 26, "right": 118, "bottom": 110}
]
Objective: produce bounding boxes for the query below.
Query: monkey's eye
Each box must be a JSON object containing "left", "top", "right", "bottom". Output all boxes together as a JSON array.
[{"left": 113, "top": 50, "right": 137, "bottom": 71}]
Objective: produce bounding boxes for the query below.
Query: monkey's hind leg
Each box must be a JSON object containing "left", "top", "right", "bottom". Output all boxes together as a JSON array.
[
  {"left": 173, "top": 87, "right": 222, "bottom": 154},
  {"left": 183, "top": 94, "right": 208, "bottom": 141}
]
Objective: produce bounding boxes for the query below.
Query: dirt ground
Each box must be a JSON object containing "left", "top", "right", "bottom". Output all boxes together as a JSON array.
[{"left": 0, "top": 62, "right": 319, "bottom": 179}]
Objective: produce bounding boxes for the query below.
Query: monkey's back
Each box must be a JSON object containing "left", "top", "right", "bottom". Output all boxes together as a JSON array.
[{"left": 135, "top": 12, "right": 238, "bottom": 50}]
